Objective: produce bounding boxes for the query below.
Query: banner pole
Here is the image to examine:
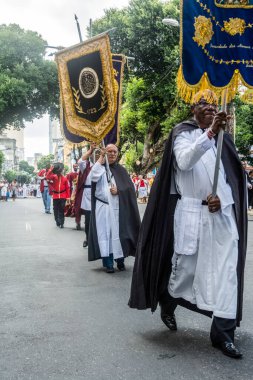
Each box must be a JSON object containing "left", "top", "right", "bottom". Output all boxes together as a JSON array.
[{"left": 212, "top": 89, "right": 228, "bottom": 197}]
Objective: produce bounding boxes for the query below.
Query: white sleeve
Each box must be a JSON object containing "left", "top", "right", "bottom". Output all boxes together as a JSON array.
[
  {"left": 173, "top": 131, "right": 215, "bottom": 171},
  {"left": 90, "top": 162, "right": 106, "bottom": 183},
  {"left": 78, "top": 160, "right": 87, "bottom": 174}
]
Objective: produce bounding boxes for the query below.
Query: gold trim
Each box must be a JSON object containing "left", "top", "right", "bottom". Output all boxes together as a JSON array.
[
  {"left": 196, "top": 0, "right": 253, "bottom": 35},
  {"left": 55, "top": 34, "right": 117, "bottom": 141},
  {"left": 59, "top": 105, "right": 87, "bottom": 148},
  {"left": 215, "top": 0, "right": 253, "bottom": 9},
  {"left": 178, "top": 0, "right": 253, "bottom": 103}
]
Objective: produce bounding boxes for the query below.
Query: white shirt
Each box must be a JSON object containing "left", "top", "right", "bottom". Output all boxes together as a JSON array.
[{"left": 79, "top": 160, "right": 92, "bottom": 211}]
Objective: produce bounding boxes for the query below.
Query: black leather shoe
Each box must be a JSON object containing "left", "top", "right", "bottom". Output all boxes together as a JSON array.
[
  {"left": 117, "top": 263, "right": 126, "bottom": 271},
  {"left": 76, "top": 224, "right": 81, "bottom": 230},
  {"left": 83, "top": 241, "right": 88, "bottom": 248},
  {"left": 60, "top": 225, "right": 64, "bottom": 228},
  {"left": 106, "top": 267, "right": 115, "bottom": 273},
  {"left": 161, "top": 313, "right": 177, "bottom": 331},
  {"left": 212, "top": 341, "right": 242, "bottom": 359}
]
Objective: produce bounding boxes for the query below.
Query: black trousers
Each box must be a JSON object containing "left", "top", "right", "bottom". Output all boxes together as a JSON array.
[
  {"left": 159, "top": 289, "right": 236, "bottom": 344},
  {"left": 84, "top": 210, "right": 91, "bottom": 240},
  {"left": 53, "top": 199, "right": 66, "bottom": 226}
]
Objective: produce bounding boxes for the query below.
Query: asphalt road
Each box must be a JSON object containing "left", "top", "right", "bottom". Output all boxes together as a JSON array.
[{"left": 0, "top": 198, "right": 252, "bottom": 380}]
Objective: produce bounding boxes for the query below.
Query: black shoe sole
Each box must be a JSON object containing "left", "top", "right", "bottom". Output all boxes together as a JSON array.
[
  {"left": 212, "top": 342, "right": 243, "bottom": 359},
  {"left": 161, "top": 315, "right": 177, "bottom": 331},
  {"left": 106, "top": 268, "right": 115, "bottom": 273}
]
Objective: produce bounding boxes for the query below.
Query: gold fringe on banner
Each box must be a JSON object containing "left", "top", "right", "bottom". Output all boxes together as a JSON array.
[{"left": 176, "top": 65, "right": 243, "bottom": 104}]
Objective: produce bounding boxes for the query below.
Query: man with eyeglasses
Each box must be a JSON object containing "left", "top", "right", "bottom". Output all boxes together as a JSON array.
[
  {"left": 129, "top": 89, "right": 247, "bottom": 359},
  {"left": 88, "top": 144, "right": 140, "bottom": 273}
]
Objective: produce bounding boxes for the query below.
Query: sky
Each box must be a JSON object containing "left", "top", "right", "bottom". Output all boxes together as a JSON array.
[{"left": 0, "top": 0, "right": 130, "bottom": 158}]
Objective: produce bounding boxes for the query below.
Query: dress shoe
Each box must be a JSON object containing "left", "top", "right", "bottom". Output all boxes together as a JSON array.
[
  {"left": 83, "top": 241, "right": 88, "bottom": 248},
  {"left": 76, "top": 224, "right": 81, "bottom": 230},
  {"left": 106, "top": 267, "right": 115, "bottom": 273},
  {"left": 60, "top": 225, "right": 64, "bottom": 228},
  {"left": 117, "top": 263, "right": 126, "bottom": 271},
  {"left": 161, "top": 310, "right": 177, "bottom": 331},
  {"left": 212, "top": 341, "right": 242, "bottom": 359},
  {"left": 56, "top": 222, "right": 60, "bottom": 227}
]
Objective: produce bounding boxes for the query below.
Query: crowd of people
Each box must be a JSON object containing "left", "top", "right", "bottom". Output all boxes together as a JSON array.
[
  {"left": 0, "top": 180, "right": 41, "bottom": 201},
  {"left": 130, "top": 173, "right": 155, "bottom": 203}
]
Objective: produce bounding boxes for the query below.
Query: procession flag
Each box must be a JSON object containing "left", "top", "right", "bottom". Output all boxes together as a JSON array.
[
  {"left": 59, "top": 54, "right": 125, "bottom": 146},
  {"left": 55, "top": 34, "right": 117, "bottom": 142},
  {"left": 177, "top": 0, "right": 253, "bottom": 103}
]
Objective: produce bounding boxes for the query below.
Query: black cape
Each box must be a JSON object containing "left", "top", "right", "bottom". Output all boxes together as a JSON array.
[
  {"left": 88, "top": 162, "right": 141, "bottom": 261},
  {"left": 129, "top": 120, "right": 248, "bottom": 326}
]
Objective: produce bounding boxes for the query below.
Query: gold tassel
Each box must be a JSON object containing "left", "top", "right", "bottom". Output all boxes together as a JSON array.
[{"left": 177, "top": 66, "right": 243, "bottom": 104}]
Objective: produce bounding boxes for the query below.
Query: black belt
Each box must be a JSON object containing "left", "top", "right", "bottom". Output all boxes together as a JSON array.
[
  {"left": 83, "top": 184, "right": 91, "bottom": 189},
  {"left": 95, "top": 196, "right": 108, "bottom": 205},
  {"left": 178, "top": 195, "right": 208, "bottom": 206},
  {"left": 53, "top": 190, "right": 65, "bottom": 194}
]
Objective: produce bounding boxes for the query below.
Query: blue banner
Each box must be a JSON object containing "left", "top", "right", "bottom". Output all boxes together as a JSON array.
[{"left": 178, "top": 0, "right": 253, "bottom": 103}]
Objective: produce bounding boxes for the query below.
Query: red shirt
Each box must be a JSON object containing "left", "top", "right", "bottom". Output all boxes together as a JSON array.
[{"left": 46, "top": 169, "right": 70, "bottom": 200}]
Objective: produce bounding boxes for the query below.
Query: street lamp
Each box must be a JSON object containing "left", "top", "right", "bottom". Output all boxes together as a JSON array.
[{"left": 162, "top": 18, "right": 179, "bottom": 27}]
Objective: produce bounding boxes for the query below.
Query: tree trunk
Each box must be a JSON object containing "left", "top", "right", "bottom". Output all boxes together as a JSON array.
[{"left": 141, "top": 121, "right": 164, "bottom": 173}]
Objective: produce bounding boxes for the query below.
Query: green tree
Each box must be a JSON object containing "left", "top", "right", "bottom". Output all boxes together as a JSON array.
[
  {"left": 16, "top": 171, "right": 31, "bottom": 185},
  {"left": 0, "top": 151, "right": 4, "bottom": 174},
  {"left": 235, "top": 102, "right": 253, "bottom": 165},
  {"left": 37, "top": 154, "right": 54, "bottom": 170},
  {"left": 0, "top": 24, "right": 59, "bottom": 131},
  {"left": 19, "top": 160, "right": 35, "bottom": 175},
  {"left": 3, "top": 170, "right": 16, "bottom": 183}
]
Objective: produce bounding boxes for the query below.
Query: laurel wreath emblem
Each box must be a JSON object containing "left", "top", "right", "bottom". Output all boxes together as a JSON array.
[
  {"left": 98, "top": 82, "right": 108, "bottom": 111},
  {"left": 72, "top": 87, "right": 86, "bottom": 115},
  {"left": 72, "top": 82, "right": 108, "bottom": 114}
]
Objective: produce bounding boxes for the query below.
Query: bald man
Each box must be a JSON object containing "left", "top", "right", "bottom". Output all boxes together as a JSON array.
[{"left": 88, "top": 144, "right": 141, "bottom": 273}]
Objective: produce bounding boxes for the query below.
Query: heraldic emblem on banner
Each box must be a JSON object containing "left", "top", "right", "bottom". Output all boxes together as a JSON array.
[
  {"left": 177, "top": 0, "right": 253, "bottom": 103},
  {"left": 56, "top": 35, "right": 118, "bottom": 142},
  {"left": 59, "top": 54, "right": 125, "bottom": 146}
]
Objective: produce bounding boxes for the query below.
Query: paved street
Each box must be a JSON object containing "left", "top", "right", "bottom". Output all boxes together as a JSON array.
[{"left": 0, "top": 198, "right": 252, "bottom": 380}]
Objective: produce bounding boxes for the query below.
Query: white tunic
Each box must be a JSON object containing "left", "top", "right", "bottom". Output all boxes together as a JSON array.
[
  {"left": 90, "top": 162, "right": 124, "bottom": 259},
  {"left": 1, "top": 185, "right": 7, "bottom": 197},
  {"left": 79, "top": 160, "right": 92, "bottom": 211},
  {"left": 168, "top": 128, "right": 239, "bottom": 319},
  {"left": 138, "top": 180, "right": 148, "bottom": 198}
]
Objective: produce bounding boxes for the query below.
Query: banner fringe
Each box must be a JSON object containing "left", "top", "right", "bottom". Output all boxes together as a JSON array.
[{"left": 177, "top": 65, "right": 241, "bottom": 104}]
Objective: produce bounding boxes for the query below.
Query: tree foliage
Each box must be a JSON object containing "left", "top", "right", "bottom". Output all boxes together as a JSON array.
[
  {"left": 235, "top": 101, "right": 253, "bottom": 165},
  {"left": 0, "top": 24, "right": 59, "bottom": 131},
  {"left": 19, "top": 160, "right": 35, "bottom": 175},
  {"left": 0, "top": 151, "right": 4, "bottom": 173},
  {"left": 37, "top": 154, "right": 54, "bottom": 171},
  {"left": 3, "top": 170, "right": 16, "bottom": 183}
]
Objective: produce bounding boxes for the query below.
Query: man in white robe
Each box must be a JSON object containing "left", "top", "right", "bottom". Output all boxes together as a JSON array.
[
  {"left": 88, "top": 144, "right": 140, "bottom": 273},
  {"left": 90, "top": 144, "right": 124, "bottom": 273},
  {"left": 78, "top": 143, "right": 96, "bottom": 247},
  {"left": 129, "top": 89, "right": 247, "bottom": 359},
  {"left": 162, "top": 90, "right": 242, "bottom": 358}
]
